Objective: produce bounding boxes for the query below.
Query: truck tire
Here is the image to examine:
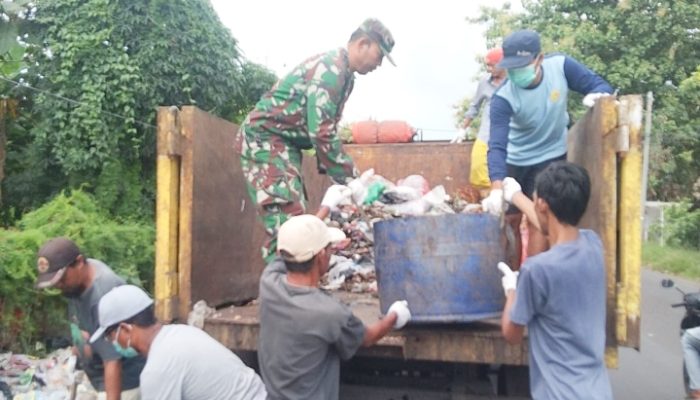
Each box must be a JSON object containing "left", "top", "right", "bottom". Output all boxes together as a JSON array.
[{"left": 498, "top": 365, "right": 530, "bottom": 397}]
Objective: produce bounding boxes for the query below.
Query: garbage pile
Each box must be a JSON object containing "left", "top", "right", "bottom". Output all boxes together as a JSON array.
[
  {"left": 320, "top": 170, "right": 483, "bottom": 294},
  {"left": 0, "top": 348, "right": 98, "bottom": 400}
]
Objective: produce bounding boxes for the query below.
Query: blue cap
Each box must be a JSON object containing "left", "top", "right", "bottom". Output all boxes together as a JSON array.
[{"left": 498, "top": 30, "right": 541, "bottom": 69}]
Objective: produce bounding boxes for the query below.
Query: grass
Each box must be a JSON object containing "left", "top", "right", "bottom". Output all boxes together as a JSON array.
[{"left": 643, "top": 242, "right": 700, "bottom": 280}]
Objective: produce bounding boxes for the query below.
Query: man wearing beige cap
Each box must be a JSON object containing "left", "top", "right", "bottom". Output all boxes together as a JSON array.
[
  {"left": 90, "top": 285, "right": 267, "bottom": 400},
  {"left": 34, "top": 237, "right": 145, "bottom": 400},
  {"left": 258, "top": 214, "right": 411, "bottom": 400},
  {"left": 235, "top": 18, "right": 396, "bottom": 264}
]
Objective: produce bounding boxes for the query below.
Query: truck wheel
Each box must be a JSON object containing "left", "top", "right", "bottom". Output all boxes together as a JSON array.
[{"left": 497, "top": 365, "right": 530, "bottom": 397}]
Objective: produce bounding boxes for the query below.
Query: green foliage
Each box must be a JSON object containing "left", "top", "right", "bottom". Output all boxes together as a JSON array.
[
  {"left": 2, "top": 0, "right": 274, "bottom": 223},
  {"left": 227, "top": 62, "right": 278, "bottom": 124},
  {"left": 643, "top": 243, "right": 700, "bottom": 280},
  {"left": 0, "top": 189, "right": 154, "bottom": 351},
  {"left": 652, "top": 203, "right": 700, "bottom": 250}
]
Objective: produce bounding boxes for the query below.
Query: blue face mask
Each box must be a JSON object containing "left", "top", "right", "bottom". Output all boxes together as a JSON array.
[
  {"left": 508, "top": 63, "right": 538, "bottom": 88},
  {"left": 112, "top": 325, "right": 139, "bottom": 358}
]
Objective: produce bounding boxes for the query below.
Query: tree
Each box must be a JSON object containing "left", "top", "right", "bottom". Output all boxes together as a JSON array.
[{"left": 1, "top": 0, "right": 276, "bottom": 221}]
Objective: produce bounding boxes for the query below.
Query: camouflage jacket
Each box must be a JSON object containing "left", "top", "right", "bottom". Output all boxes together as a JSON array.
[{"left": 241, "top": 48, "right": 358, "bottom": 183}]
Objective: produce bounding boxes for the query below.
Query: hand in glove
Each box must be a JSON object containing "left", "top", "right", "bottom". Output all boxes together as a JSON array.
[
  {"left": 321, "top": 184, "right": 351, "bottom": 210},
  {"left": 387, "top": 300, "right": 411, "bottom": 329},
  {"left": 347, "top": 169, "right": 375, "bottom": 204},
  {"left": 450, "top": 128, "right": 467, "bottom": 144},
  {"left": 497, "top": 262, "right": 519, "bottom": 295},
  {"left": 481, "top": 189, "right": 504, "bottom": 216},
  {"left": 502, "top": 177, "right": 522, "bottom": 203},
  {"left": 582, "top": 92, "right": 611, "bottom": 107}
]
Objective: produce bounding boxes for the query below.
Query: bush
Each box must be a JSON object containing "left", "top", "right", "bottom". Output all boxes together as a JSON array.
[
  {"left": 657, "top": 203, "right": 700, "bottom": 250},
  {"left": 0, "top": 190, "right": 154, "bottom": 352}
]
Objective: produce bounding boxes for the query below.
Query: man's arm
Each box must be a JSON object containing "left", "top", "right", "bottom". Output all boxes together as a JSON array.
[
  {"left": 487, "top": 95, "right": 514, "bottom": 187},
  {"left": 501, "top": 289, "right": 526, "bottom": 344},
  {"left": 463, "top": 80, "right": 488, "bottom": 128},
  {"left": 510, "top": 192, "right": 541, "bottom": 232},
  {"left": 306, "top": 81, "right": 358, "bottom": 184},
  {"left": 103, "top": 359, "right": 122, "bottom": 400},
  {"left": 362, "top": 312, "right": 397, "bottom": 347},
  {"left": 563, "top": 56, "right": 613, "bottom": 95}
]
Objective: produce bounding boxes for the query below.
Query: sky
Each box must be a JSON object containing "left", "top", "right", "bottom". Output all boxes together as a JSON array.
[{"left": 210, "top": 1, "right": 521, "bottom": 140}]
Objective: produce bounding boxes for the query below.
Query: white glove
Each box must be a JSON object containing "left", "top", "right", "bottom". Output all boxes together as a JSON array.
[
  {"left": 582, "top": 92, "right": 610, "bottom": 107},
  {"left": 497, "top": 262, "right": 519, "bottom": 295},
  {"left": 321, "top": 184, "right": 351, "bottom": 210},
  {"left": 502, "top": 177, "right": 522, "bottom": 203},
  {"left": 387, "top": 300, "right": 411, "bottom": 329},
  {"left": 481, "top": 189, "right": 504, "bottom": 216},
  {"left": 347, "top": 169, "right": 375, "bottom": 204},
  {"left": 450, "top": 128, "right": 467, "bottom": 144}
]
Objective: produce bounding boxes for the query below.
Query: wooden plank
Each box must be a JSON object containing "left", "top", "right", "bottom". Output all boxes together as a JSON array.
[
  {"left": 203, "top": 292, "right": 528, "bottom": 365},
  {"left": 154, "top": 107, "right": 181, "bottom": 321},
  {"left": 567, "top": 96, "right": 619, "bottom": 366}
]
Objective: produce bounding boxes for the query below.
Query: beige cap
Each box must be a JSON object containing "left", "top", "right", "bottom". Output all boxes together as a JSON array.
[{"left": 277, "top": 215, "right": 346, "bottom": 263}]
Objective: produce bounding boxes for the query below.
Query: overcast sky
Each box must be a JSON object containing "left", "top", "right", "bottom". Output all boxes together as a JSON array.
[{"left": 210, "top": 1, "right": 521, "bottom": 140}]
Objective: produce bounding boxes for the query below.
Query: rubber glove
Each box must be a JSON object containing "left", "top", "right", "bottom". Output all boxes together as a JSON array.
[
  {"left": 481, "top": 189, "right": 504, "bottom": 216},
  {"left": 497, "top": 262, "right": 519, "bottom": 295},
  {"left": 582, "top": 92, "right": 610, "bottom": 107},
  {"left": 450, "top": 128, "right": 467, "bottom": 144},
  {"left": 502, "top": 177, "right": 522, "bottom": 203},
  {"left": 347, "top": 169, "right": 375, "bottom": 204},
  {"left": 321, "top": 185, "right": 351, "bottom": 210},
  {"left": 387, "top": 300, "right": 411, "bottom": 329}
]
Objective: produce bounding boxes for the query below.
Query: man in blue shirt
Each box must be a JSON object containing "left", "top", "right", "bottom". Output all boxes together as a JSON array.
[
  {"left": 481, "top": 29, "right": 613, "bottom": 263},
  {"left": 497, "top": 162, "right": 613, "bottom": 400}
]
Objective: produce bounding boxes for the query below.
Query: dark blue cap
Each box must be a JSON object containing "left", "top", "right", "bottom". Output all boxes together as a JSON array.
[{"left": 498, "top": 30, "right": 541, "bottom": 69}]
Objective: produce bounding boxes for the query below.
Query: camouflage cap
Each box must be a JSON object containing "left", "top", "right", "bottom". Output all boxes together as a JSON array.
[{"left": 359, "top": 18, "right": 396, "bottom": 66}]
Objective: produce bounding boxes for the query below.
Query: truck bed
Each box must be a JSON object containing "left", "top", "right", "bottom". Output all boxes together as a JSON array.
[{"left": 203, "top": 291, "right": 528, "bottom": 365}]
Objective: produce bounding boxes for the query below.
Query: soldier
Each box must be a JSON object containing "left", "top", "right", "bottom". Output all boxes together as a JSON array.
[{"left": 235, "top": 18, "right": 395, "bottom": 263}]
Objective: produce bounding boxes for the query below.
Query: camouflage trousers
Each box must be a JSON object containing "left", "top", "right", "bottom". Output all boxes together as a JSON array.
[{"left": 236, "top": 126, "right": 307, "bottom": 263}]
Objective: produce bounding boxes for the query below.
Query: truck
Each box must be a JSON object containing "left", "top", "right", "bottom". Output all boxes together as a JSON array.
[{"left": 152, "top": 95, "right": 644, "bottom": 398}]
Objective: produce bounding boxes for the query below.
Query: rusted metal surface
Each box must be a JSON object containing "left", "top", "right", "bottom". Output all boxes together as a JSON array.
[
  {"left": 302, "top": 142, "right": 474, "bottom": 208},
  {"left": 567, "top": 96, "right": 619, "bottom": 362},
  {"left": 204, "top": 292, "right": 528, "bottom": 365},
  {"left": 177, "top": 107, "right": 265, "bottom": 317}
]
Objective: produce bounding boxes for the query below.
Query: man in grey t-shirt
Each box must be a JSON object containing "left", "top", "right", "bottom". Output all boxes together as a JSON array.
[
  {"left": 90, "top": 285, "right": 267, "bottom": 400},
  {"left": 34, "top": 237, "right": 145, "bottom": 399},
  {"left": 496, "top": 162, "right": 613, "bottom": 399},
  {"left": 258, "top": 215, "right": 411, "bottom": 400}
]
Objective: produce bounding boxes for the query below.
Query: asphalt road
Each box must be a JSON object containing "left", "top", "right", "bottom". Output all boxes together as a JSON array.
[{"left": 609, "top": 268, "right": 700, "bottom": 400}]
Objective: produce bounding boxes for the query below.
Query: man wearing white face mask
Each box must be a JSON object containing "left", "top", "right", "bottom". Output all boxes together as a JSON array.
[
  {"left": 90, "top": 285, "right": 267, "bottom": 400},
  {"left": 482, "top": 29, "right": 613, "bottom": 263}
]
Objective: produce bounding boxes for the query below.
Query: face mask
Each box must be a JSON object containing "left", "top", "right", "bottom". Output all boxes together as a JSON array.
[
  {"left": 508, "top": 64, "right": 538, "bottom": 88},
  {"left": 112, "top": 325, "right": 139, "bottom": 358}
]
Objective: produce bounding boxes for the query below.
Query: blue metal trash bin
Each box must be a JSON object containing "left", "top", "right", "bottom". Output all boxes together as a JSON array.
[{"left": 374, "top": 213, "right": 507, "bottom": 323}]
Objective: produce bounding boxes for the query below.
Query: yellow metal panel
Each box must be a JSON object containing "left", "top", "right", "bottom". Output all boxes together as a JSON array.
[
  {"left": 177, "top": 108, "right": 195, "bottom": 320},
  {"left": 155, "top": 107, "right": 182, "bottom": 321},
  {"left": 617, "top": 95, "right": 643, "bottom": 349}
]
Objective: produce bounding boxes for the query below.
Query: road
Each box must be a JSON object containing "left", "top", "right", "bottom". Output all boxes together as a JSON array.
[{"left": 609, "top": 268, "right": 699, "bottom": 400}]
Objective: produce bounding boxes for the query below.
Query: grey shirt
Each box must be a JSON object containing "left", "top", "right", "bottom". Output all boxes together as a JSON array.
[
  {"left": 258, "top": 259, "right": 366, "bottom": 400},
  {"left": 465, "top": 74, "right": 500, "bottom": 142},
  {"left": 68, "top": 259, "right": 146, "bottom": 391},
  {"left": 140, "top": 324, "right": 267, "bottom": 400},
  {"left": 510, "top": 230, "right": 613, "bottom": 400}
]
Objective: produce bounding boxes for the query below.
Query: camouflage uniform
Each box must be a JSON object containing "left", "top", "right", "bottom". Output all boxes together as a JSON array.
[{"left": 235, "top": 48, "right": 360, "bottom": 262}]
